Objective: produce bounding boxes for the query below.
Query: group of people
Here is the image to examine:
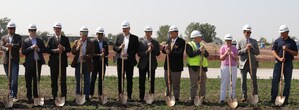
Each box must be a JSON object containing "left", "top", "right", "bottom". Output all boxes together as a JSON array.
[{"left": 1, "top": 21, "right": 298, "bottom": 107}]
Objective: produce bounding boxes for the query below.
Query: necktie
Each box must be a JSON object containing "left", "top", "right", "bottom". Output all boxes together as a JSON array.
[{"left": 171, "top": 40, "right": 175, "bottom": 50}]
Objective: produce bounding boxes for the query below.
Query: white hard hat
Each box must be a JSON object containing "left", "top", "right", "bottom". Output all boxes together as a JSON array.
[
  {"left": 232, "top": 40, "right": 237, "bottom": 45},
  {"left": 242, "top": 24, "right": 252, "bottom": 31},
  {"left": 144, "top": 26, "right": 153, "bottom": 32},
  {"left": 79, "top": 26, "right": 88, "bottom": 32},
  {"left": 96, "top": 27, "right": 104, "bottom": 33},
  {"left": 28, "top": 24, "right": 37, "bottom": 30},
  {"left": 53, "top": 22, "right": 62, "bottom": 28},
  {"left": 121, "top": 21, "right": 130, "bottom": 28},
  {"left": 190, "top": 30, "right": 202, "bottom": 38},
  {"left": 224, "top": 34, "right": 233, "bottom": 41},
  {"left": 7, "top": 21, "right": 16, "bottom": 28},
  {"left": 169, "top": 25, "right": 179, "bottom": 32},
  {"left": 279, "top": 25, "right": 289, "bottom": 33}
]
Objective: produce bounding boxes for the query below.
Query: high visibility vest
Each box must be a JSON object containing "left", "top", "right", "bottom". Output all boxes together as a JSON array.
[{"left": 187, "top": 41, "right": 208, "bottom": 67}]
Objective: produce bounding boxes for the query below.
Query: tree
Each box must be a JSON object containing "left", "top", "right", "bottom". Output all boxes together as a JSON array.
[
  {"left": 291, "top": 36, "right": 297, "bottom": 40},
  {"left": 259, "top": 37, "right": 267, "bottom": 43},
  {"left": 185, "top": 22, "right": 217, "bottom": 43},
  {"left": 107, "top": 33, "right": 117, "bottom": 44},
  {"left": 157, "top": 25, "right": 170, "bottom": 43},
  {"left": 0, "top": 17, "right": 11, "bottom": 38},
  {"left": 37, "top": 31, "right": 50, "bottom": 42}
]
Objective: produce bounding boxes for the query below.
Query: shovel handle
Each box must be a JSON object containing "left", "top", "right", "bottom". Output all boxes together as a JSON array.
[
  {"left": 166, "top": 54, "right": 171, "bottom": 95},
  {"left": 121, "top": 48, "right": 125, "bottom": 93},
  {"left": 102, "top": 51, "right": 105, "bottom": 93},
  {"left": 279, "top": 49, "right": 286, "bottom": 96},
  {"left": 247, "top": 50, "right": 255, "bottom": 95},
  {"left": 79, "top": 44, "right": 83, "bottom": 95},
  {"left": 7, "top": 49, "right": 12, "bottom": 98}
]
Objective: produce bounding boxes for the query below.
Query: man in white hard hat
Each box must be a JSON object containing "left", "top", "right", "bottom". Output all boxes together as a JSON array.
[
  {"left": 71, "top": 26, "right": 95, "bottom": 102},
  {"left": 270, "top": 25, "right": 298, "bottom": 105},
  {"left": 46, "top": 22, "right": 71, "bottom": 101},
  {"left": 237, "top": 24, "right": 260, "bottom": 102},
  {"left": 186, "top": 30, "right": 209, "bottom": 103},
  {"left": 113, "top": 21, "right": 139, "bottom": 102},
  {"left": 22, "top": 24, "right": 47, "bottom": 103},
  {"left": 0, "top": 21, "right": 22, "bottom": 102},
  {"left": 90, "top": 27, "right": 109, "bottom": 97},
  {"left": 219, "top": 34, "right": 238, "bottom": 104},
  {"left": 137, "top": 26, "right": 160, "bottom": 102},
  {"left": 162, "top": 25, "right": 185, "bottom": 101}
]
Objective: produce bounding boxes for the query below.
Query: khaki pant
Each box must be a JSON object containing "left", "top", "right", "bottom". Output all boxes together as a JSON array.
[
  {"left": 188, "top": 67, "right": 206, "bottom": 99},
  {"left": 164, "top": 71, "right": 181, "bottom": 99}
]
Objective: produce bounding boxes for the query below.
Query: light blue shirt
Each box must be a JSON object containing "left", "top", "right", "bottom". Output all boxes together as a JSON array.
[
  {"left": 98, "top": 40, "right": 103, "bottom": 53},
  {"left": 30, "top": 37, "right": 39, "bottom": 60}
]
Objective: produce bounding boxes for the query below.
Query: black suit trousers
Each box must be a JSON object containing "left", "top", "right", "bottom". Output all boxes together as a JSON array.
[
  {"left": 25, "top": 60, "right": 42, "bottom": 99},
  {"left": 50, "top": 66, "right": 67, "bottom": 98},
  {"left": 117, "top": 59, "right": 134, "bottom": 98}
]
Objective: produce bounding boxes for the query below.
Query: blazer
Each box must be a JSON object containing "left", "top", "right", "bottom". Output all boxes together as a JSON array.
[
  {"left": 71, "top": 38, "right": 95, "bottom": 72},
  {"left": 162, "top": 37, "right": 186, "bottom": 72},
  {"left": 92, "top": 38, "right": 109, "bottom": 66},
  {"left": 21, "top": 37, "right": 46, "bottom": 67},
  {"left": 237, "top": 37, "right": 260, "bottom": 69},
  {"left": 46, "top": 35, "right": 71, "bottom": 67},
  {"left": 113, "top": 33, "right": 139, "bottom": 66},
  {"left": 0, "top": 34, "right": 22, "bottom": 64},
  {"left": 137, "top": 37, "right": 160, "bottom": 70}
]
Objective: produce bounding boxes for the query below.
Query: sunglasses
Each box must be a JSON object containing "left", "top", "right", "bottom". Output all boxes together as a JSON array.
[
  {"left": 245, "top": 31, "right": 252, "bottom": 34},
  {"left": 8, "top": 28, "right": 15, "bottom": 30},
  {"left": 29, "top": 29, "right": 36, "bottom": 32}
]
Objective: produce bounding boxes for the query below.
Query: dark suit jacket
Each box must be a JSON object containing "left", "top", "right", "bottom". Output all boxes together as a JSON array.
[
  {"left": 0, "top": 34, "right": 22, "bottom": 64},
  {"left": 162, "top": 37, "right": 186, "bottom": 72},
  {"left": 46, "top": 35, "right": 71, "bottom": 67},
  {"left": 137, "top": 38, "right": 160, "bottom": 70},
  {"left": 113, "top": 33, "right": 139, "bottom": 66},
  {"left": 92, "top": 38, "right": 109, "bottom": 67},
  {"left": 71, "top": 39, "right": 95, "bottom": 72},
  {"left": 21, "top": 37, "right": 46, "bottom": 67}
]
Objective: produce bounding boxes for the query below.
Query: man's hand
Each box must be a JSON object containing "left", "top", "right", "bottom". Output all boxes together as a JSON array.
[
  {"left": 31, "top": 44, "right": 39, "bottom": 51},
  {"left": 246, "top": 43, "right": 252, "bottom": 50},
  {"left": 120, "top": 44, "right": 125, "bottom": 49},
  {"left": 164, "top": 44, "right": 170, "bottom": 54},
  {"left": 5, "top": 43, "right": 13, "bottom": 50}
]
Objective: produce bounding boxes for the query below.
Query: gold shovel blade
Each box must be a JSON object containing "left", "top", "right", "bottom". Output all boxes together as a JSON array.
[
  {"left": 99, "top": 95, "right": 108, "bottom": 104},
  {"left": 275, "top": 96, "right": 285, "bottom": 106},
  {"left": 144, "top": 93, "right": 154, "bottom": 104},
  {"left": 3, "top": 97, "right": 13, "bottom": 108},
  {"left": 76, "top": 94, "right": 86, "bottom": 105},
  {"left": 227, "top": 98, "right": 238, "bottom": 108},
  {"left": 33, "top": 97, "right": 44, "bottom": 106},
  {"left": 55, "top": 97, "right": 65, "bottom": 106},
  {"left": 119, "top": 93, "right": 127, "bottom": 104},
  {"left": 251, "top": 94, "right": 259, "bottom": 104},
  {"left": 194, "top": 96, "right": 203, "bottom": 106},
  {"left": 165, "top": 96, "right": 175, "bottom": 107}
]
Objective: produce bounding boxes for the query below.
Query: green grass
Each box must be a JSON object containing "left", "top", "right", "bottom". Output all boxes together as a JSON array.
[{"left": 0, "top": 76, "right": 299, "bottom": 109}]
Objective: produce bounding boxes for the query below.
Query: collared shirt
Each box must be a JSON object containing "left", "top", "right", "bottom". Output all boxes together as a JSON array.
[
  {"left": 171, "top": 37, "right": 178, "bottom": 50},
  {"left": 219, "top": 45, "right": 238, "bottom": 66},
  {"left": 272, "top": 36, "right": 298, "bottom": 62},
  {"left": 29, "top": 36, "right": 39, "bottom": 60},
  {"left": 122, "top": 33, "right": 130, "bottom": 55},
  {"left": 8, "top": 35, "right": 13, "bottom": 43},
  {"left": 77, "top": 40, "right": 87, "bottom": 63},
  {"left": 98, "top": 39, "right": 103, "bottom": 53},
  {"left": 55, "top": 34, "right": 61, "bottom": 42}
]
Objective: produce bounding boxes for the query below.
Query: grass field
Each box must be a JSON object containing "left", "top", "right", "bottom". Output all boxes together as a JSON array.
[{"left": 0, "top": 76, "right": 299, "bottom": 109}]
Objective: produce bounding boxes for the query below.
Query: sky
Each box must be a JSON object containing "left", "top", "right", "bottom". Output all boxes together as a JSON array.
[{"left": 1, "top": 0, "right": 299, "bottom": 42}]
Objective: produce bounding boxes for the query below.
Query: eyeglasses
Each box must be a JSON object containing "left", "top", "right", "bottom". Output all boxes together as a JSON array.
[
  {"left": 8, "top": 28, "right": 15, "bottom": 30},
  {"left": 29, "top": 29, "right": 36, "bottom": 32}
]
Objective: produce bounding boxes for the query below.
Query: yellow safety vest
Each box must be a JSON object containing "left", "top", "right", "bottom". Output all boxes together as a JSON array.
[{"left": 187, "top": 41, "right": 208, "bottom": 67}]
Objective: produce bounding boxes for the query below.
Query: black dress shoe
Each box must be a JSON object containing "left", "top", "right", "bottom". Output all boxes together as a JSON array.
[
  {"left": 128, "top": 97, "right": 133, "bottom": 102},
  {"left": 175, "top": 99, "right": 180, "bottom": 102},
  {"left": 27, "top": 98, "right": 33, "bottom": 104}
]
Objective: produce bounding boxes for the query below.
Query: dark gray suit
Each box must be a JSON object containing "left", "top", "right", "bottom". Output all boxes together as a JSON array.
[
  {"left": 237, "top": 37, "right": 260, "bottom": 99},
  {"left": 137, "top": 37, "right": 160, "bottom": 100}
]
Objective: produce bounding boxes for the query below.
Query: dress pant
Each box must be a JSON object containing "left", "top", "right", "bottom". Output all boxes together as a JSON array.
[
  {"left": 25, "top": 60, "right": 42, "bottom": 99},
  {"left": 240, "top": 61, "right": 258, "bottom": 99},
  {"left": 139, "top": 65, "right": 155, "bottom": 100},
  {"left": 117, "top": 59, "right": 134, "bottom": 98},
  {"left": 164, "top": 71, "right": 181, "bottom": 100},
  {"left": 50, "top": 66, "right": 67, "bottom": 98},
  {"left": 4, "top": 60, "right": 19, "bottom": 98},
  {"left": 271, "top": 61, "right": 293, "bottom": 102},
  {"left": 90, "top": 60, "right": 106, "bottom": 96},
  {"left": 188, "top": 67, "right": 207, "bottom": 100},
  {"left": 75, "top": 63, "right": 90, "bottom": 99}
]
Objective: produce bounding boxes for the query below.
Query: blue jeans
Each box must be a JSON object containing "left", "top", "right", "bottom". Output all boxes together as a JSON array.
[
  {"left": 271, "top": 61, "right": 293, "bottom": 102},
  {"left": 75, "top": 63, "right": 90, "bottom": 99},
  {"left": 4, "top": 61, "right": 19, "bottom": 98}
]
